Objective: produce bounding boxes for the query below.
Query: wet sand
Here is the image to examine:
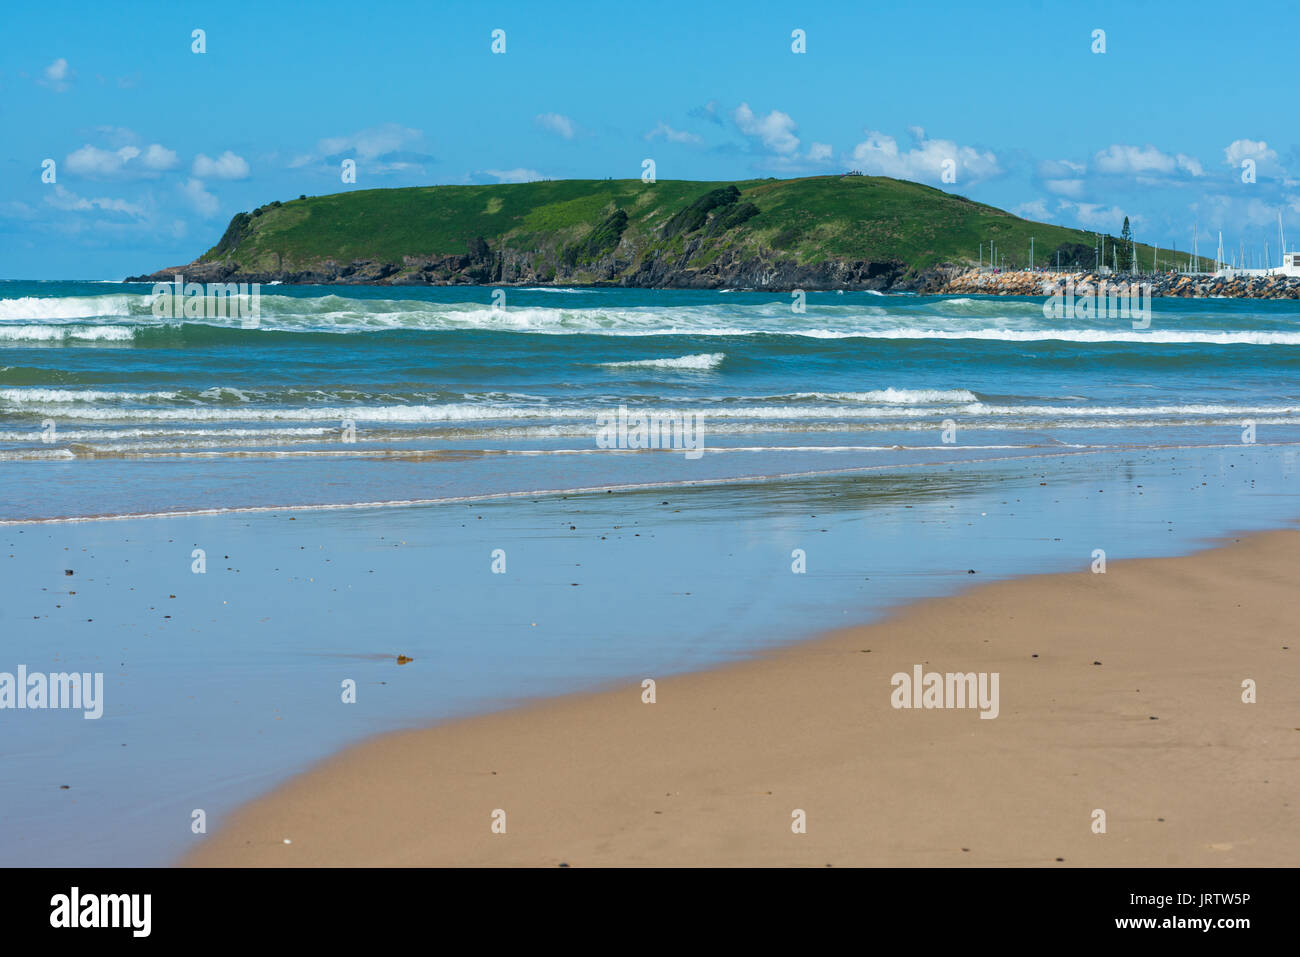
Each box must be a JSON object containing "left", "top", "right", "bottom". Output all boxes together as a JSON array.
[{"left": 186, "top": 530, "right": 1299, "bottom": 867}]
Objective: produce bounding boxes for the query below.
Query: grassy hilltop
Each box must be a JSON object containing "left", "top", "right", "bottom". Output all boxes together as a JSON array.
[{"left": 141, "top": 175, "right": 1200, "bottom": 288}]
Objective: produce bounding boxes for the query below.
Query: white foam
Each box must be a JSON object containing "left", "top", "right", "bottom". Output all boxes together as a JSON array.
[
  {"left": 781, "top": 388, "right": 980, "bottom": 404},
  {"left": 760, "top": 328, "right": 1300, "bottom": 344},
  {"left": 10, "top": 399, "right": 1299, "bottom": 424},
  {"left": 599, "top": 352, "right": 725, "bottom": 371},
  {"left": 0, "top": 427, "right": 335, "bottom": 441},
  {"left": 0, "top": 295, "right": 140, "bottom": 320},
  {"left": 1, "top": 291, "right": 1293, "bottom": 347},
  {"left": 0, "top": 325, "right": 136, "bottom": 341},
  {"left": 0, "top": 388, "right": 180, "bottom": 403},
  {"left": 0, "top": 448, "right": 76, "bottom": 461}
]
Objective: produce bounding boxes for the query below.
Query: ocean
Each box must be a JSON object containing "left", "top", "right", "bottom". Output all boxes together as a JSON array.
[
  {"left": 2, "top": 280, "right": 1298, "bottom": 865},
  {"left": 3, "top": 280, "right": 1300, "bottom": 521}
]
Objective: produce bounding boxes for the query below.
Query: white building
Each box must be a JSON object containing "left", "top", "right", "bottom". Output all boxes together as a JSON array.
[{"left": 1215, "top": 252, "right": 1300, "bottom": 279}]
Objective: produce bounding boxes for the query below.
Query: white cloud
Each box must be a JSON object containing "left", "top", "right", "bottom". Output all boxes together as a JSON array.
[
  {"left": 66, "top": 144, "right": 141, "bottom": 177},
  {"left": 193, "top": 150, "right": 250, "bottom": 179},
  {"left": 478, "top": 168, "right": 545, "bottom": 183},
  {"left": 1044, "top": 178, "right": 1085, "bottom": 198},
  {"left": 1223, "top": 138, "right": 1282, "bottom": 178},
  {"left": 847, "top": 130, "right": 1001, "bottom": 184},
  {"left": 43, "top": 184, "right": 145, "bottom": 218},
  {"left": 535, "top": 113, "right": 576, "bottom": 139},
  {"left": 66, "top": 142, "right": 177, "bottom": 178},
  {"left": 300, "top": 124, "right": 432, "bottom": 175},
  {"left": 645, "top": 122, "right": 702, "bottom": 145},
  {"left": 733, "top": 103, "right": 800, "bottom": 154},
  {"left": 317, "top": 124, "right": 425, "bottom": 160},
  {"left": 1038, "top": 159, "right": 1085, "bottom": 178},
  {"left": 1092, "top": 144, "right": 1203, "bottom": 179},
  {"left": 1093, "top": 144, "right": 1171, "bottom": 175},
  {"left": 1036, "top": 159, "right": 1089, "bottom": 196},
  {"left": 728, "top": 104, "right": 836, "bottom": 172},
  {"left": 1056, "top": 200, "right": 1133, "bottom": 232},
  {"left": 141, "top": 144, "right": 180, "bottom": 171},
  {"left": 1012, "top": 199, "right": 1054, "bottom": 221},
  {"left": 1223, "top": 138, "right": 1277, "bottom": 166},
  {"left": 40, "top": 58, "right": 72, "bottom": 92},
  {"left": 179, "top": 178, "right": 219, "bottom": 217}
]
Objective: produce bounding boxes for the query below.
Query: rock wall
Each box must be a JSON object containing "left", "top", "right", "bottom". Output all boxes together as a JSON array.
[{"left": 936, "top": 268, "right": 1300, "bottom": 300}]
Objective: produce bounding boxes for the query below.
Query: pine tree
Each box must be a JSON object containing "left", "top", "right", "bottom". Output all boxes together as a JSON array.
[{"left": 1119, "top": 217, "right": 1132, "bottom": 271}]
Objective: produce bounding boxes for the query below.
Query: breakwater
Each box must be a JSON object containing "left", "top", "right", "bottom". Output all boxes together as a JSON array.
[{"left": 934, "top": 268, "right": 1300, "bottom": 299}]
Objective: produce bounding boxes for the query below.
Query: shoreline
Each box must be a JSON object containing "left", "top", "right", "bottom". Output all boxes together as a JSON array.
[
  {"left": 185, "top": 528, "right": 1299, "bottom": 867},
  {"left": 9, "top": 439, "right": 1294, "bottom": 526},
  {"left": 0, "top": 444, "right": 1138, "bottom": 525},
  {"left": 6, "top": 439, "right": 1293, "bottom": 866}
]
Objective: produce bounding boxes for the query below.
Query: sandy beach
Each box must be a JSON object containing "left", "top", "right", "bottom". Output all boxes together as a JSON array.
[{"left": 186, "top": 529, "right": 1298, "bottom": 867}]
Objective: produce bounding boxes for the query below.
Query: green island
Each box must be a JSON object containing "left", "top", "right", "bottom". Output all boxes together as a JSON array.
[{"left": 130, "top": 174, "right": 1205, "bottom": 290}]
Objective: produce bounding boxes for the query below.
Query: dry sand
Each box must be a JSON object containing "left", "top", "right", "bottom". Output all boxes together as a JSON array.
[{"left": 186, "top": 531, "right": 1299, "bottom": 867}]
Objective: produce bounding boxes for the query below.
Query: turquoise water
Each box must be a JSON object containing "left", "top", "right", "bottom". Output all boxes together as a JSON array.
[
  {"left": 3, "top": 281, "right": 1300, "bottom": 520},
  {"left": 1, "top": 282, "right": 1298, "bottom": 865}
]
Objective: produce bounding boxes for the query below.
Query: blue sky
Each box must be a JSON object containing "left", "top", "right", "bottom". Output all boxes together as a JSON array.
[{"left": 3, "top": 0, "right": 1298, "bottom": 278}]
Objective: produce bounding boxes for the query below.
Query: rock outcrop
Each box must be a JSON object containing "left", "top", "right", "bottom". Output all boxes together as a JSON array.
[{"left": 127, "top": 245, "right": 914, "bottom": 291}]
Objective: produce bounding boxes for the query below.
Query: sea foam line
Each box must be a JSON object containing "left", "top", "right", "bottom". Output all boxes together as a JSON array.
[
  {"left": 598, "top": 353, "right": 725, "bottom": 371},
  {"left": 4, "top": 443, "right": 1287, "bottom": 525},
  {"left": 0, "top": 448, "right": 1108, "bottom": 525},
  {"left": 6, "top": 401, "right": 1300, "bottom": 422}
]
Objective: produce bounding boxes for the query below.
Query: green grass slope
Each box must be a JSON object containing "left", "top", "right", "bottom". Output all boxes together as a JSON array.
[{"left": 194, "top": 175, "right": 1201, "bottom": 282}]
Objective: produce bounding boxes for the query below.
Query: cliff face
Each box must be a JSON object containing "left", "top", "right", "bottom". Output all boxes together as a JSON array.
[
  {"left": 128, "top": 247, "right": 915, "bottom": 290},
  {"left": 128, "top": 236, "right": 917, "bottom": 291}
]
